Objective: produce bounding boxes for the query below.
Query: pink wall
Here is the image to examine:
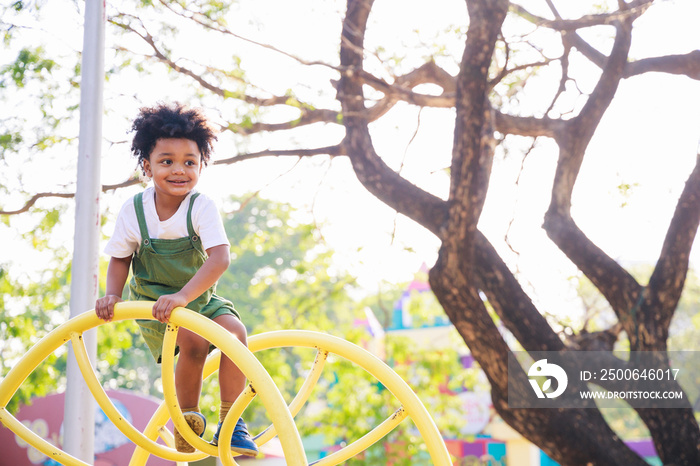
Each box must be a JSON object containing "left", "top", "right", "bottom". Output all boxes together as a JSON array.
[{"left": 0, "top": 390, "right": 175, "bottom": 466}]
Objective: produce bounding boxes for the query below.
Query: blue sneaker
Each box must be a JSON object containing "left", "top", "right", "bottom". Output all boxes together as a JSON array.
[
  {"left": 174, "top": 411, "right": 206, "bottom": 453},
  {"left": 212, "top": 417, "right": 259, "bottom": 457}
]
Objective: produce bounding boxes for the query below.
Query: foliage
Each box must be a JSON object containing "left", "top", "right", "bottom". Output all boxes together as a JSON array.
[
  {"left": 216, "top": 195, "right": 345, "bottom": 331},
  {"left": 0, "top": 245, "right": 70, "bottom": 412},
  {"left": 0, "top": 1, "right": 81, "bottom": 212},
  {"left": 0, "top": 196, "right": 73, "bottom": 412}
]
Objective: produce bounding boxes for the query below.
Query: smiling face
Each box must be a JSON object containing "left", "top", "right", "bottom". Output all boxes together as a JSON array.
[{"left": 142, "top": 138, "right": 203, "bottom": 207}]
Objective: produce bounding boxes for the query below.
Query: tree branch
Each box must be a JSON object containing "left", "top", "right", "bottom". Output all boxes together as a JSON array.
[
  {"left": 110, "top": 15, "right": 243, "bottom": 101},
  {"left": 644, "top": 153, "right": 700, "bottom": 341},
  {"left": 575, "top": 21, "right": 632, "bottom": 140},
  {"left": 111, "top": 11, "right": 344, "bottom": 136},
  {"left": 546, "top": 17, "right": 632, "bottom": 209},
  {"left": 0, "top": 177, "right": 142, "bottom": 216},
  {"left": 544, "top": 20, "right": 644, "bottom": 338},
  {"left": 157, "top": 0, "right": 340, "bottom": 71},
  {"left": 1, "top": 143, "right": 354, "bottom": 215},
  {"left": 336, "top": 0, "right": 449, "bottom": 235},
  {"left": 213, "top": 144, "right": 345, "bottom": 165},
  {"left": 0, "top": 192, "right": 74, "bottom": 215},
  {"left": 625, "top": 51, "right": 700, "bottom": 80},
  {"left": 494, "top": 112, "right": 563, "bottom": 138},
  {"left": 359, "top": 60, "right": 456, "bottom": 106},
  {"left": 510, "top": 1, "right": 652, "bottom": 31},
  {"left": 474, "top": 231, "right": 565, "bottom": 352},
  {"left": 222, "top": 109, "right": 341, "bottom": 135},
  {"left": 567, "top": 34, "right": 700, "bottom": 81}
]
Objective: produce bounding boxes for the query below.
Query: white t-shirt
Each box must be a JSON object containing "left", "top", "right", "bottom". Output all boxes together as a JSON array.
[{"left": 104, "top": 187, "right": 230, "bottom": 259}]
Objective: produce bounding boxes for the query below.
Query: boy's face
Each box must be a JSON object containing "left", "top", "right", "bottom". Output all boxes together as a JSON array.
[{"left": 142, "top": 138, "right": 203, "bottom": 202}]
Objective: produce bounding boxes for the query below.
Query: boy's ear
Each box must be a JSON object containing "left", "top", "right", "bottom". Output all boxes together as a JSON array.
[{"left": 142, "top": 159, "right": 152, "bottom": 177}]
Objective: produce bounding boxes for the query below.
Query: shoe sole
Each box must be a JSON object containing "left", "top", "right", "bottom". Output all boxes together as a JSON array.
[
  {"left": 175, "top": 412, "right": 206, "bottom": 453},
  {"left": 211, "top": 439, "right": 258, "bottom": 457},
  {"left": 231, "top": 446, "right": 259, "bottom": 457}
]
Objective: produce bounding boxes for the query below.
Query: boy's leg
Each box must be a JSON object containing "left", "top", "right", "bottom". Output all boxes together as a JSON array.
[
  {"left": 212, "top": 314, "right": 258, "bottom": 456},
  {"left": 173, "top": 328, "right": 210, "bottom": 452},
  {"left": 212, "top": 314, "right": 248, "bottom": 401}
]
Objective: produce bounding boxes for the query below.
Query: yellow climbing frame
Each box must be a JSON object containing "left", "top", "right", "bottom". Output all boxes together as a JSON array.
[{"left": 0, "top": 301, "right": 452, "bottom": 466}]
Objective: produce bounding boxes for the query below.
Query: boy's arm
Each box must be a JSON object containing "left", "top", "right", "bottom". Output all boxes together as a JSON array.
[
  {"left": 95, "top": 255, "right": 132, "bottom": 322},
  {"left": 151, "top": 244, "right": 231, "bottom": 323}
]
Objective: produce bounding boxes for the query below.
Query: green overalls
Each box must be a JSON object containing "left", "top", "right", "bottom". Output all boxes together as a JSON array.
[{"left": 130, "top": 192, "right": 240, "bottom": 363}]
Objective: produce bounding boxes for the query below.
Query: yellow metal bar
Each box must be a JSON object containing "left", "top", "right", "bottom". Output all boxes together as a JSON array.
[
  {"left": 0, "top": 408, "right": 88, "bottom": 466},
  {"left": 161, "top": 322, "right": 219, "bottom": 457},
  {"left": 1, "top": 303, "right": 450, "bottom": 466},
  {"left": 217, "top": 387, "right": 256, "bottom": 466},
  {"left": 1, "top": 303, "right": 306, "bottom": 465},
  {"left": 165, "top": 307, "right": 307, "bottom": 465},
  {"left": 311, "top": 407, "right": 408, "bottom": 466},
  {"left": 0, "top": 301, "right": 168, "bottom": 409},
  {"left": 69, "top": 332, "right": 204, "bottom": 463},
  {"left": 255, "top": 349, "right": 329, "bottom": 446},
  {"left": 130, "top": 352, "right": 222, "bottom": 465},
  {"left": 287, "top": 350, "right": 328, "bottom": 415},
  {"left": 128, "top": 400, "right": 170, "bottom": 466},
  {"left": 154, "top": 428, "right": 189, "bottom": 466},
  {"left": 248, "top": 330, "right": 452, "bottom": 466},
  {"left": 226, "top": 383, "right": 257, "bottom": 422},
  {"left": 0, "top": 321, "right": 73, "bottom": 408}
]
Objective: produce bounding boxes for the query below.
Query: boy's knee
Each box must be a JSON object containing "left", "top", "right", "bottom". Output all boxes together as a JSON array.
[
  {"left": 215, "top": 315, "right": 247, "bottom": 344},
  {"left": 177, "top": 332, "right": 210, "bottom": 359},
  {"left": 227, "top": 319, "right": 247, "bottom": 344}
]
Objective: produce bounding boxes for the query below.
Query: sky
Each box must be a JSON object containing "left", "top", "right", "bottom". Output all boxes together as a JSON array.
[{"left": 2, "top": 0, "right": 699, "bottom": 322}]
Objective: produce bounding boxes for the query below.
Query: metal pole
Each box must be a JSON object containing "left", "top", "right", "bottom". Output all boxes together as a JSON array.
[{"left": 64, "top": 0, "right": 105, "bottom": 461}]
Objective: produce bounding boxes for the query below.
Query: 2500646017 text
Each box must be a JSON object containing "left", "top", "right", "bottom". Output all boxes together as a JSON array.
[{"left": 581, "top": 368, "right": 680, "bottom": 382}]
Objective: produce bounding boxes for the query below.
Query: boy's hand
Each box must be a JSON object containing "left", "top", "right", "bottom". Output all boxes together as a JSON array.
[
  {"left": 95, "top": 295, "right": 123, "bottom": 322},
  {"left": 152, "top": 292, "right": 189, "bottom": 323}
]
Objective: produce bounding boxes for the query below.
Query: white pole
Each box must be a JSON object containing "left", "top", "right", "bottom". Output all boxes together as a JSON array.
[{"left": 64, "top": 0, "right": 105, "bottom": 461}]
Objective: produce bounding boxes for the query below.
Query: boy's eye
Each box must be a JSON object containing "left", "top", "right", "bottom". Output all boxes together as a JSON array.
[
  {"left": 161, "top": 159, "right": 172, "bottom": 165},
  {"left": 186, "top": 160, "right": 196, "bottom": 167}
]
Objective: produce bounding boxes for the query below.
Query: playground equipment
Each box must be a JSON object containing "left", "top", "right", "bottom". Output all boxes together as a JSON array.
[{"left": 0, "top": 301, "right": 452, "bottom": 465}]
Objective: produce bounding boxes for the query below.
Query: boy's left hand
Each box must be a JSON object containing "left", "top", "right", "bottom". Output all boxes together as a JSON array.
[{"left": 152, "top": 292, "right": 189, "bottom": 323}]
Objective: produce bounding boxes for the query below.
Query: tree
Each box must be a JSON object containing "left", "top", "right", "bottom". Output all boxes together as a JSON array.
[
  {"left": 340, "top": 1, "right": 700, "bottom": 463},
  {"left": 2, "top": 0, "right": 700, "bottom": 464}
]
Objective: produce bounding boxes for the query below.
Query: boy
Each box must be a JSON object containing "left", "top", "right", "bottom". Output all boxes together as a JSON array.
[{"left": 95, "top": 102, "right": 258, "bottom": 456}]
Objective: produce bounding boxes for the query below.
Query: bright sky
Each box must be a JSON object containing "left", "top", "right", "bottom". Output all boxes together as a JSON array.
[{"left": 2, "top": 0, "right": 699, "bottom": 321}]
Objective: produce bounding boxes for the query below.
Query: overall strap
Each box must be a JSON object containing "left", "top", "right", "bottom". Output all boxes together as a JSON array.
[
  {"left": 186, "top": 192, "right": 201, "bottom": 241},
  {"left": 132, "top": 192, "right": 151, "bottom": 246}
]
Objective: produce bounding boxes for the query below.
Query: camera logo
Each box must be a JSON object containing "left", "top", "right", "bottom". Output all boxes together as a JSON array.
[{"left": 528, "top": 359, "right": 568, "bottom": 399}]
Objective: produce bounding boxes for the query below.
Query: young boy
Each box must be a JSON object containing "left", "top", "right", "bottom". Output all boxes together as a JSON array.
[{"left": 95, "top": 102, "right": 258, "bottom": 456}]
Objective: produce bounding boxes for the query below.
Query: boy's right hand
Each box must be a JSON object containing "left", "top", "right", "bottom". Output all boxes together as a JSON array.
[{"left": 95, "top": 295, "right": 123, "bottom": 322}]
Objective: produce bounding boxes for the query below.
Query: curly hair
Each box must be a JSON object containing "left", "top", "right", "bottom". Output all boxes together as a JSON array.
[{"left": 130, "top": 102, "right": 217, "bottom": 170}]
